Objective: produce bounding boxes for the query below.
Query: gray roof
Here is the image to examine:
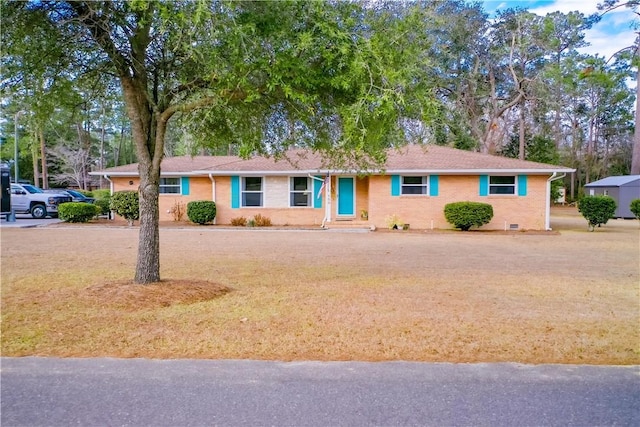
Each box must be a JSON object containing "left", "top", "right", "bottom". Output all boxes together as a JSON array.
[{"left": 584, "top": 175, "right": 640, "bottom": 187}]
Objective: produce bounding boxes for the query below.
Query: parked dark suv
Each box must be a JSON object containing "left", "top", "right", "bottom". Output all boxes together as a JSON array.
[{"left": 45, "top": 189, "right": 95, "bottom": 204}]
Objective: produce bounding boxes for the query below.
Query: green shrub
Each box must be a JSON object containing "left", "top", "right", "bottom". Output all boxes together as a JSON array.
[
  {"left": 110, "top": 191, "right": 139, "bottom": 225},
  {"left": 92, "top": 189, "right": 111, "bottom": 200},
  {"left": 444, "top": 201, "right": 494, "bottom": 231},
  {"left": 58, "top": 202, "right": 101, "bottom": 223},
  {"left": 187, "top": 200, "right": 217, "bottom": 225},
  {"left": 630, "top": 199, "right": 640, "bottom": 220},
  {"left": 92, "top": 189, "right": 112, "bottom": 216},
  {"left": 578, "top": 195, "right": 617, "bottom": 231},
  {"left": 93, "top": 198, "right": 111, "bottom": 216},
  {"left": 76, "top": 189, "right": 93, "bottom": 197}
]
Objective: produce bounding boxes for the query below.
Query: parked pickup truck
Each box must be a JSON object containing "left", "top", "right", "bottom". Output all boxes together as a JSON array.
[{"left": 10, "top": 183, "right": 72, "bottom": 219}]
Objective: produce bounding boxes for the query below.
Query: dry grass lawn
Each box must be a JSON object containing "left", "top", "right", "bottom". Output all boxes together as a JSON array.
[{"left": 1, "top": 207, "right": 638, "bottom": 364}]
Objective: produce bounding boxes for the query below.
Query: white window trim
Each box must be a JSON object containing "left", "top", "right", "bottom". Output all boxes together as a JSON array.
[
  {"left": 401, "top": 175, "right": 428, "bottom": 196},
  {"left": 489, "top": 175, "right": 517, "bottom": 195},
  {"left": 289, "top": 176, "right": 313, "bottom": 207},
  {"left": 242, "top": 176, "right": 264, "bottom": 207},
  {"left": 159, "top": 177, "right": 181, "bottom": 195}
]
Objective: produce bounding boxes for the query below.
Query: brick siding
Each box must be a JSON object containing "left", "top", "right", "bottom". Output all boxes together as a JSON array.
[{"left": 110, "top": 174, "right": 549, "bottom": 229}]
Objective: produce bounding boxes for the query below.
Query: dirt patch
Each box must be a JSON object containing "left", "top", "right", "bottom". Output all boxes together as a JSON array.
[{"left": 84, "top": 280, "right": 232, "bottom": 309}]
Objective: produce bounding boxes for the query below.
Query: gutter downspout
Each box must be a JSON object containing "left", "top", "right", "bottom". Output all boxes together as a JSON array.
[
  {"left": 104, "top": 175, "right": 113, "bottom": 194},
  {"left": 209, "top": 174, "right": 216, "bottom": 224},
  {"left": 546, "top": 172, "right": 566, "bottom": 230}
]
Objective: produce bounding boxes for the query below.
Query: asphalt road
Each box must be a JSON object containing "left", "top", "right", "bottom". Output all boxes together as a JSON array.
[{"left": 1, "top": 357, "right": 638, "bottom": 427}]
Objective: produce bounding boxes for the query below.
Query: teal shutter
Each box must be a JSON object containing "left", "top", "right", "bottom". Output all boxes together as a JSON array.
[
  {"left": 429, "top": 175, "right": 439, "bottom": 196},
  {"left": 518, "top": 175, "right": 527, "bottom": 196},
  {"left": 231, "top": 176, "right": 240, "bottom": 208},
  {"left": 313, "top": 176, "right": 323, "bottom": 209},
  {"left": 391, "top": 175, "right": 400, "bottom": 196},
  {"left": 180, "top": 177, "right": 190, "bottom": 195},
  {"left": 479, "top": 175, "right": 489, "bottom": 196}
]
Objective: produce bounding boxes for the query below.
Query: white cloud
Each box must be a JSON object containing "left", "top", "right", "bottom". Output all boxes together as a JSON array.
[
  {"left": 582, "top": 10, "right": 637, "bottom": 61},
  {"left": 527, "top": 0, "right": 600, "bottom": 15},
  {"left": 483, "top": 1, "right": 637, "bottom": 60},
  {"left": 580, "top": 25, "right": 636, "bottom": 60}
]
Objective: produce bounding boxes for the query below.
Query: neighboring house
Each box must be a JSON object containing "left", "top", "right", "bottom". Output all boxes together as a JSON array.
[
  {"left": 91, "top": 145, "right": 575, "bottom": 230},
  {"left": 584, "top": 175, "right": 640, "bottom": 219}
]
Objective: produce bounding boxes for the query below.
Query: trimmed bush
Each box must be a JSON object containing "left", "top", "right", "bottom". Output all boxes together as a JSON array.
[
  {"left": 630, "top": 199, "right": 640, "bottom": 220},
  {"left": 92, "top": 189, "right": 112, "bottom": 216},
  {"left": 578, "top": 195, "right": 617, "bottom": 231},
  {"left": 110, "top": 191, "right": 139, "bottom": 226},
  {"left": 58, "top": 202, "right": 101, "bottom": 223},
  {"left": 94, "top": 198, "right": 111, "bottom": 216},
  {"left": 444, "top": 201, "right": 494, "bottom": 231},
  {"left": 187, "top": 200, "right": 217, "bottom": 225}
]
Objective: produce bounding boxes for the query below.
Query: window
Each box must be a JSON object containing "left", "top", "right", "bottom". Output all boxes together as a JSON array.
[
  {"left": 401, "top": 176, "right": 428, "bottom": 195},
  {"left": 290, "top": 177, "right": 311, "bottom": 207},
  {"left": 159, "top": 177, "right": 180, "bottom": 194},
  {"left": 242, "top": 177, "right": 263, "bottom": 207},
  {"left": 489, "top": 176, "right": 515, "bottom": 195}
]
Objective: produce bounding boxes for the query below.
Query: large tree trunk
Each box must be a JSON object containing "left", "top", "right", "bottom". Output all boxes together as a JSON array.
[
  {"left": 66, "top": 0, "right": 161, "bottom": 283},
  {"left": 136, "top": 154, "right": 161, "bottom": 284},
  {"left": 121, "top": 77, "right": 163, "bottom": 284}
]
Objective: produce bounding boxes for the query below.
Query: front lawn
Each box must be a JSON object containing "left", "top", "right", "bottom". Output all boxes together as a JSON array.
[{"left": 1, "top": 208, "right": 638, "bottom": 364}]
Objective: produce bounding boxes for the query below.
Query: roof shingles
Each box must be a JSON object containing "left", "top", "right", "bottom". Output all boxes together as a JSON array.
[{"left": 93, "top": 145, "right": 574, "bottom": 176}]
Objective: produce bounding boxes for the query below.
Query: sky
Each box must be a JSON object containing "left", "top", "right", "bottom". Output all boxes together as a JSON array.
[{"left": 482, "top": 0, "right": 637, "bottom": 61}]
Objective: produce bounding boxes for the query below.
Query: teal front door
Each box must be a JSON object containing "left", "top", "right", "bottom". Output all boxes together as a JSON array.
[{"left": 337, "top": 177, "right": 355, "bottom": 216}]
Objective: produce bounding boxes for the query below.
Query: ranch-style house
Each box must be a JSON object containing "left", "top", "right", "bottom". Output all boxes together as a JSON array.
[{"left": 91, "top": 145, "right": 575, "bottom": 231}]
